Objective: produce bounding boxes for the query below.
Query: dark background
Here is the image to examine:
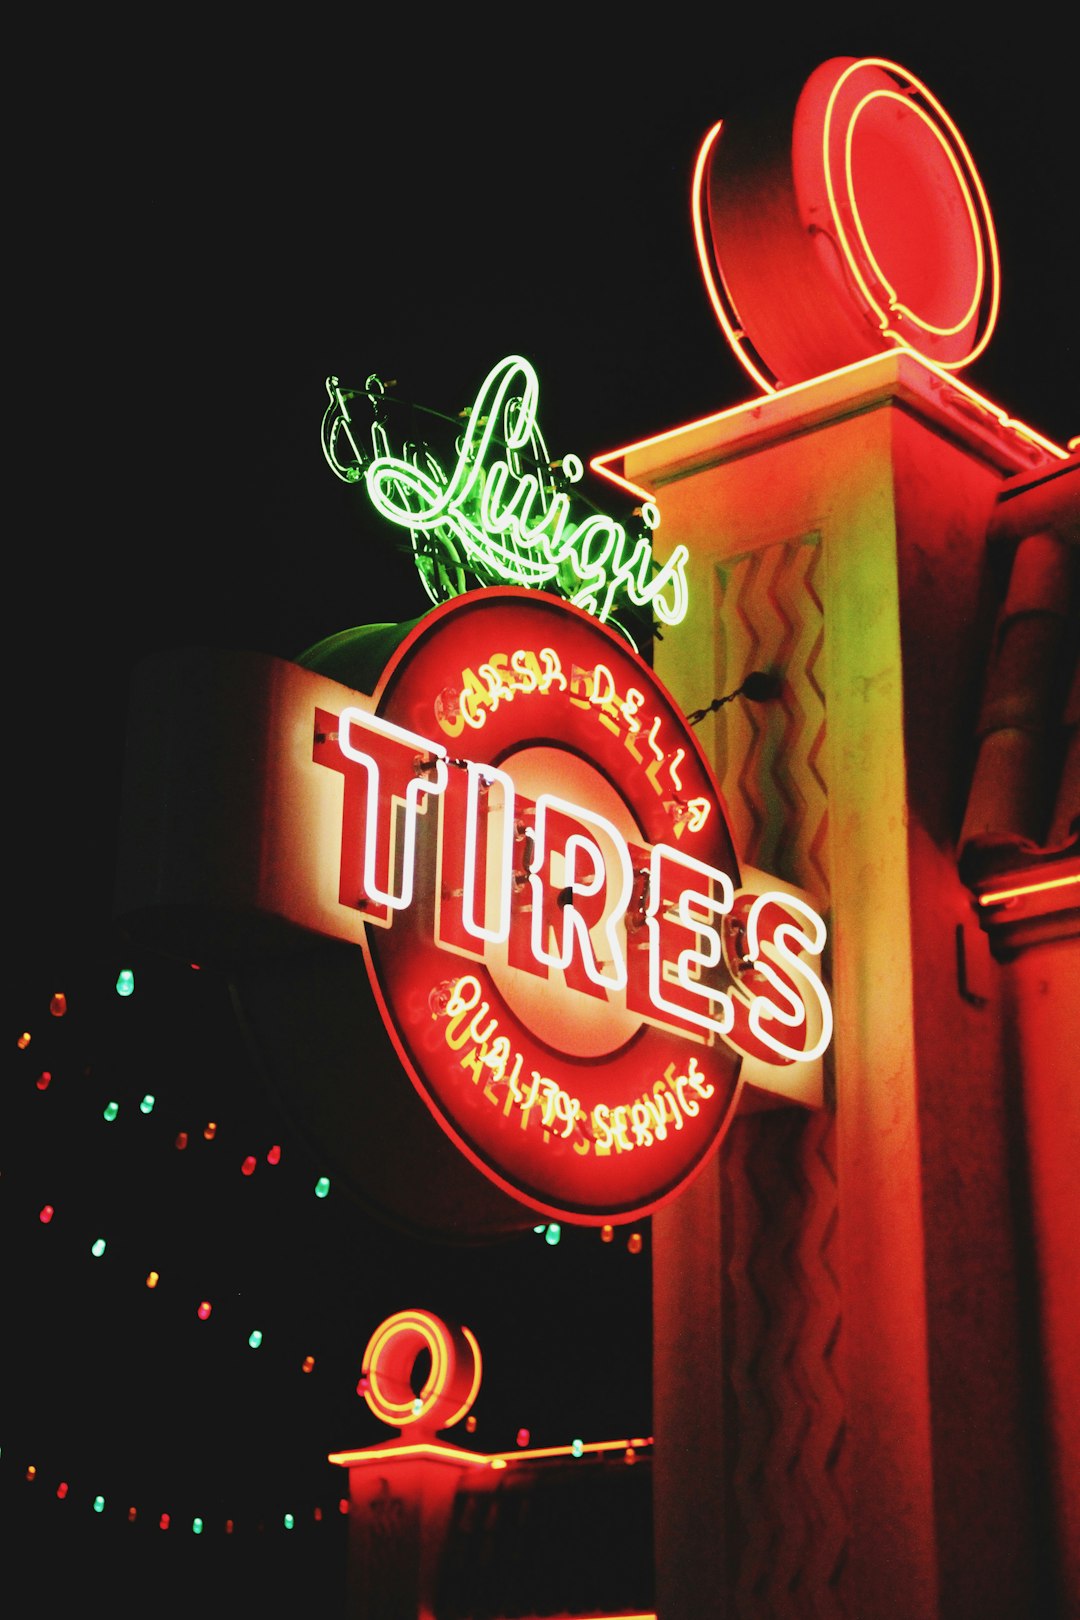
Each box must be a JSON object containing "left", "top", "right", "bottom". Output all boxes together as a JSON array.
[{"left": 6, "top": 23, "right": 1076, "bottom": 1615}]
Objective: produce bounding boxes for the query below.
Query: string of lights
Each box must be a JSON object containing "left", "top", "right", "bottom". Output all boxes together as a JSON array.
[{"left": 6, "top": 963, "right": 650, "bottom": 1544}]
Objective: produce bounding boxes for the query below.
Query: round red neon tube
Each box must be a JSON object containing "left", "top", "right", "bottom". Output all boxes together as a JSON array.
[{"left": 694, "top": 55, "right": 1000, "bottom": 390}]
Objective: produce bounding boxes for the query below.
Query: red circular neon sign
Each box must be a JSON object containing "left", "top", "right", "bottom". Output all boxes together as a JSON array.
[
  {"left": 693, "top": 56, "right": 1000, "bottom": 391},
  {"left": 353, "top": 589, "right": 747, "bottom": 1225}
]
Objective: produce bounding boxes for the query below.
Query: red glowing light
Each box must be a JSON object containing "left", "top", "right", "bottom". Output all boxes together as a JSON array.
[
  {"left": 36, "top": 1071, "right": 51, "bottom": 1090},
  {"left": 692, "top": 56, "right": 1001, "bottom": 391},
  {"left": 39, "top": 1205, "right": 54, "bottom": 1224},
  {"left": 360, "top": 1309, "right": 483, "bottom": 1434},
  {"left": 241, "top": 1154, "right": 256, "bottom": 1176},
  {"left": 267, "top": 1144, "right": 281, "bottom": 1164},
  {"left": 516, "top": 1428, "right": 530, "bottom": 1447},
  {"left": 197, "top": 1300, "right": 212, "bottom": 1321}
]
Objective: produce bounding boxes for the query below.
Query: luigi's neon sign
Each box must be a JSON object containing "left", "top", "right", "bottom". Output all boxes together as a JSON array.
[{"left": 321, "top": 355, "right": 690, "bottom": 641}]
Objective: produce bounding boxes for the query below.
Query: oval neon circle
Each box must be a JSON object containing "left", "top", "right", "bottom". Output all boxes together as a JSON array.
[
  {"left": 361, "top": 1309, "right": 482, "bottom": 1433},
  {"left": 694, "top": 55, "right": 1000, "bottom": 390}
]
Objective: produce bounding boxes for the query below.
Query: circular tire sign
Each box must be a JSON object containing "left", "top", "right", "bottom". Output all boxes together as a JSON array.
[{"left": 331, "top": 589, "right": 748, "bottom": 1223}]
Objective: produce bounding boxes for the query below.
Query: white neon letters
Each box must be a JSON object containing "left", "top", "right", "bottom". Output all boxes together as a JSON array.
[
  {"left": 646, "top": 844, "right": 735, "bottom": 1036},
  {"left": 528, "top": 796, "right": 633, "bottom": 992},
  {"left": 338, "top": 708, "right": 448, "bottom": 912},
  {"left": 744, "top": 893, "right": 834, "bottom": 1062},
  {"left": 330, "top": 710, "right": 831, "bottom": 1060}
]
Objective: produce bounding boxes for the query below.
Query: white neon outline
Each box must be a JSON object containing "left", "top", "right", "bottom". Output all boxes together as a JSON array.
[
  {"left": 338, "top": 708, "right": 448, "bottom": 911},
  {"left": 527, "top": 795, "right": 633, "bottom": 992},
  {"left": 460, "top": 762, "right": 516, "bottom": 945},
  {"left": 646, "top": 844, "right": 735, "bottom": 1036},
  {"left": 744, "top": 892, "right": 833, "bottom": 1062}
]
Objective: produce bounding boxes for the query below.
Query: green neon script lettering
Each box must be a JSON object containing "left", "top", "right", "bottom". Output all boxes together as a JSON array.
[{"left": 326, "top": 356, "right": 689, "bottom": 631}]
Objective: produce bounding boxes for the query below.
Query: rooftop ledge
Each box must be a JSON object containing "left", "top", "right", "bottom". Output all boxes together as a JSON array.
[{"left": 591, "top": 351, "right": 1068, "bottom": 507}]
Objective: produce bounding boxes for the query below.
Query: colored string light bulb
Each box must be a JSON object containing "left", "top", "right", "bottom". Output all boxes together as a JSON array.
[
  {"left": 601, "top": 1224, "right": 614, "bottom": 1243},
  {"left": 544, "top": 1223, "right": 562, "bottom": 1246},
  {"left": 302, "top": 1355, "right": 315, "bottom": 1374},
  {"left": 314, "top": 1175, "right": 330, "bottom": 1198},
  {"left": 267, "top": 1144, "right": 281, "bottom": 1164},
  {"left": 139, "top": 1094, "right": 155, "bottom": 1115},
  {"left": 284, "top": 1513, "right": 295, "bottom": 1530},
  {"left": 241, "top": 1155, "right": 256, "bottom": 1176},
  {"left": 197, "top": 1301, "right": 212, "bottom": 1321},
  {"left": 175, "top": 1132, "right": 188, "bottom": 1150},
  {"left": 50, "top": 992, "right": 67, "bottom": 1017},
  {"left": 127, "top": 1506, "right": 137, "bottom": 1522},
  {"left": 57, "top": 1481, "right": 69, "bottom": 1499},
  {"left": 36, "top": 1070, "right": 52, "bottom": 1091},
  {"left": 39, "top": 1205, "right": 54, "bottom": 1224},
  {"left": 465, "top": 1415, "right": 477, "bottom": 1433},
  {"left": 192, "top": 1518, "right": 203, "bottom": 1535},
  {"left": 91, "top": 1238, "right": 106, "bottom": 1258},
  {"left": 248, "top": 1330, "right": 263, "bottom": 1349},
  {"left": 160, "top": 1513, "right": 170, "bottom": 1530},
  {"left": 571, "top": 1438, "right": 584, "bottom": 1458},
  {"left": 115, "top": 970, "right": 134, "bottom": 998},
  {"left": 26, "top": 1465, "right": 37, "bottom": 1481},
  {"left": 103, "top": 1101, "right": 119, "bottom": 1122},
  {"left": 516, "top": 1428, "right": 530, "bottom": 1447},
  {"left": 146, "top": 1271, "right": 159, "bottom": 1289},
  {"left": 17, "top": 1031, "right": 31, "bottom": 1049},
  {"left": 203, "top": 1121, "right": 217, "bottom": 1140},
  {"left": 627, "top": 1231, "right": 643, "bottom": 1254},
  {"left": 94, "top": 1495, "right": 106, "bottom": 1513}
]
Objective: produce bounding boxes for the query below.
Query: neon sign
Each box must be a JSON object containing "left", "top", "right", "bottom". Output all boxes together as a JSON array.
[
  {"left": 321, "top": 355, "right": 690, "bottom": 642},
  {"left": 312, "top": 588, "right": 831, "bottom": 1223},
  {"left": 360, "top": 1309, "right": 482, "bottom": 1435},
  {"left": 693, "top": 56, "right": 1000, "bottom": 391}
]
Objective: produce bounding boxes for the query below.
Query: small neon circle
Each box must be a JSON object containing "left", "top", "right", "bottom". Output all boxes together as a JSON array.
[{"left": 360, "top": 1309, "right": 482, "bottom": 1433}]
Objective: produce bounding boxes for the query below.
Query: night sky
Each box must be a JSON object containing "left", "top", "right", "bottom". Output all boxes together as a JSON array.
[{"left": 7, "top": 25, "right": 1076, "bottom": 1615}]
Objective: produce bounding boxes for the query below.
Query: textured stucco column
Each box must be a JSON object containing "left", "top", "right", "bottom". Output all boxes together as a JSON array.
[{"left": 631, "top": 354, "right": 1060, "bottom": 1620}]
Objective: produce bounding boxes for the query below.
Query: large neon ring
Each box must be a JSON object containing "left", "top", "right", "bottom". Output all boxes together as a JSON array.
[{"left": 693, "top": 56, "right": 1000, "bottom": 391}]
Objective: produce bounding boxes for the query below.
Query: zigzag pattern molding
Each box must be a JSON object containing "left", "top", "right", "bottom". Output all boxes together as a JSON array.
[{"left": 715, "top": 535, "right": 850, "bottom": 1619}]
